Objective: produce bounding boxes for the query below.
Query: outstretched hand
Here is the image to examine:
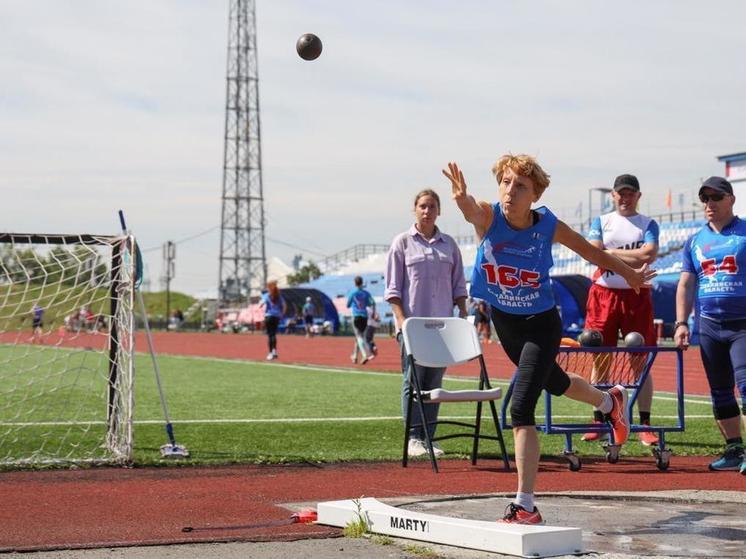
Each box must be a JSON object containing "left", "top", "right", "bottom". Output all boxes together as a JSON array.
[
  {"left": 442, "top": 162, "right": 468, "bottom": 203},
  {"left": 442, "top": 161, "right": 492, "bottom": 236},
  {"left": 626, "top": 263, "right": 657, "bottom": 294}
]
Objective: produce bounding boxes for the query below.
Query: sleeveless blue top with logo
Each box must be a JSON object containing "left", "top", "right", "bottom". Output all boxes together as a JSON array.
[{"left": 470, "top": 203, "right": 557, "bottom": 315}]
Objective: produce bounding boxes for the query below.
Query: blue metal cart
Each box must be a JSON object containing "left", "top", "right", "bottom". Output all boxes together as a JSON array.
[{"left": 501, "top": 346, "right": 685, "bottom": 471}]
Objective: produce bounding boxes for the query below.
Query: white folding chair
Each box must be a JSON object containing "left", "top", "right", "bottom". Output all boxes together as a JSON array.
[{"left": 401, "top": 317, "right": 510, "bottom": 473}]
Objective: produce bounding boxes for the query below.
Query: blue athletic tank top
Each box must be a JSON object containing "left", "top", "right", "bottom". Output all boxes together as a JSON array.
[
  {"left": 262, "top": 293, "right": 285, "bottom": 317},
  {"left": 681, "top": 216, "right": 746, "bottom": 321},
  {"left": 469, "top": 203, "right": 557, "bottom": 315}
]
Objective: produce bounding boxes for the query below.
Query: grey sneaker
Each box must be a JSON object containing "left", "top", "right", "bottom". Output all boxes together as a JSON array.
[
  {"left": 407, "top": 439, "right": 428, "bottom": 457},
  {"left": 430, "top": 442, "right": 445, "bottom": 457}
]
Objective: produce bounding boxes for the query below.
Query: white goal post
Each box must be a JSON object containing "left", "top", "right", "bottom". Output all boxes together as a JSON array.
[{"left": 0, "top": 232, "right": 137, "bottom": 466}]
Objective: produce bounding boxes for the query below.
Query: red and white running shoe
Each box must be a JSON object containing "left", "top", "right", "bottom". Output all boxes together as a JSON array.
[
  {"left": 607, "top": 385, "right": 630, "bottom": 445},
  {"left": 497, "top": 503, "right": 544, "bottom": 525}
]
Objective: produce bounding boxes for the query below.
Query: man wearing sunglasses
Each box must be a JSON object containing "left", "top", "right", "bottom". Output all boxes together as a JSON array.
[
  {"left": 675, "top": 176, "right": 746, "bottom": 475},
  {"left": 582, "top": 174, "right": 660, "bottom": 446}
]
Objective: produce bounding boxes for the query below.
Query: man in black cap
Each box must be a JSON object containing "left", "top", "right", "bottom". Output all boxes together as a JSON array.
[
  {"left": 582, "top": 173, "right": 661, "bottom": 446},
  {"left": 675, "top": 176, "right": 746, "bottom": 475}
]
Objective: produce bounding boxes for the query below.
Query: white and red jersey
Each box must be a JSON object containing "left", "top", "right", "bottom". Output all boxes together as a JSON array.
[{"left": 587, "top": 212, "right": 659, "bottom": 289}]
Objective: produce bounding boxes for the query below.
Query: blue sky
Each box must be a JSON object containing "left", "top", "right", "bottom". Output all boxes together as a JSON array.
[{"left": 2, "top": 1, "right": 745, "bottom": 296}]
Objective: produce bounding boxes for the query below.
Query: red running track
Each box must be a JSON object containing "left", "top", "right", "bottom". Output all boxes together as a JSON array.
[{"left": 0, "top": 457, "right": 743, "bottom": 552}]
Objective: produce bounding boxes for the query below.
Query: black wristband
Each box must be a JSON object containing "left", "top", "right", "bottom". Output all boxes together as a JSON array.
[{"left": 674, "top": 321, "right": 689, "bottom": 329}]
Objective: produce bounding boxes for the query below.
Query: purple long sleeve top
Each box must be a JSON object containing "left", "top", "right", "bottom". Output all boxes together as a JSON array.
[{"left": 384, "top": 225, "right": 467, "bottom": 319}]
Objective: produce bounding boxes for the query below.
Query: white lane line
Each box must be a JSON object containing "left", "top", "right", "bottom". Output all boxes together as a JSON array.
[
  {"left": 164, "top": 354, "right": 714, "bottom": 401},
  {"left": 136, "top": 414, "right": 713, "bottom": 424},
  {"left": 654, "top": 395, "right": 710, "bottom": 405},
  {"left": 1, "top": 414, "right": 714, "bottom": 427},
  {"left": 164, "top": 353, "right": 512, "bottom": 385}
]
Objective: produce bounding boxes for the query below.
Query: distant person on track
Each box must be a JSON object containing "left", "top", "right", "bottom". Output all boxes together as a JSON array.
[
  {"left": 170, "top": 309, "right": 185, "bottom": 331},
  {"left": 260, "top": 280, "right": 287, "bottom": 361},
  {"left": 302, "top": 296, "right": 316, "bottom": 338},
  {"left": 475, "top": 299, "right": 492, "bottom": 344},
  {"left": 384, "top": 189, "right": 468, "bottom": 459},
  {"left": 444, "top": 154, "right": 655, "bottom": 524},
  {"left": 674, "top": 176, "right": 746, "bottom": 475},
  {"left": 365, "top": 307, "right": 380, "bottom": 357},
  {"left": 30, "top": 302, "right": 44, "bottom": 343},
  {"left": 581, "top": 174, "right": 660, "bottom": 446},
  {"left": 347, "top": 276, "right": 376, "bottom": 365}
]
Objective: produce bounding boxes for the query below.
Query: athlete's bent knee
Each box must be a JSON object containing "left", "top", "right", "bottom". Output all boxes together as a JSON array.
[
  {"left": 713, "top": 403, "right": 741, "bottom": 421},
  {"left": 510, "top": 404, "right": 536, "bottom": 427},
  {"left": 547, "top": 371, "right": 573, "bottom": 396}
]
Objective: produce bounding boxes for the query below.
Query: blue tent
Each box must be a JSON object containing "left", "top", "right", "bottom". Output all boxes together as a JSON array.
[
  {"left": 651, "top": 281, "right": 677, "bottom": 326},
  {"left": 550, "top": 275, "right": 592, "bottom": 337},
  {"left": 279, "top": 287, "right": 340, "bottom": 333},
  {"left": 651, "top": 279, "right": 699, "bottom": 343}
]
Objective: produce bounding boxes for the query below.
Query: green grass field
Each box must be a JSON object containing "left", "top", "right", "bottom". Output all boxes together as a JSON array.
[{"left": 0, "top": 345, "right": 724, "bottom": 467}]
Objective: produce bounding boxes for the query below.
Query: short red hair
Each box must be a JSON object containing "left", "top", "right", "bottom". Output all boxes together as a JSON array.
[{"left": 492, "top": 154, "right": 551, "bottom": 197}]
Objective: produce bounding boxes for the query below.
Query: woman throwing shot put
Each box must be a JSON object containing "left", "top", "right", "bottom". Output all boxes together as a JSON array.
[{"left": 443, "top": 155, "right": 655, "bottom": 524}]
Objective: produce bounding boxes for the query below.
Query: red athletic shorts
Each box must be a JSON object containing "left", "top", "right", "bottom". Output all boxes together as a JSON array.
[{"left": 584, "top": 284, "right": 656, "bottom": 346}]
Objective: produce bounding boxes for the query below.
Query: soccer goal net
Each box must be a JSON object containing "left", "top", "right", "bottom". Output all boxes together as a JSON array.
[{"left": 0, "top": 233, "right": 137, "bottom": 466}]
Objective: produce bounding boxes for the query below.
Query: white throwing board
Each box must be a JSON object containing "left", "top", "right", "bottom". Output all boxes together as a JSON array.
[{"left": 316, "top": 497, "right": 583, "bottom": 558}]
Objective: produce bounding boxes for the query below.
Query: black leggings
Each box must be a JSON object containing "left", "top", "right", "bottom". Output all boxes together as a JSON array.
[
  {"left": 491, "top": 306, "right": 571, "bottom": 427},
  {"left": 265, "top": 316, "right": 280, "bottom": 352},
  {"left": 353, "top": 316, "right": 368, "bottom": 337}
]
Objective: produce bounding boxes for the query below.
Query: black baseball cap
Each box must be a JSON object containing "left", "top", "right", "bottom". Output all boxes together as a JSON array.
[
  {"left": 698, "top": 176, "right": 733, "bottom": 195},
  {"left": 613, "top": 174, "right": 640, "bottom": 192}
]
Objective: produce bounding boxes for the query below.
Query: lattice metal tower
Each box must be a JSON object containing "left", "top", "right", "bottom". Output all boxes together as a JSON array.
[{"left": 218, "top": 0, "right": 267, "bottom": 308}]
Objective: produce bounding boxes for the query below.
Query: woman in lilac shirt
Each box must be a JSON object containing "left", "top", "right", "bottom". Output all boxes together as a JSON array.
[{"left": 384, "top": 189, "right": 468, "bottom": 458}]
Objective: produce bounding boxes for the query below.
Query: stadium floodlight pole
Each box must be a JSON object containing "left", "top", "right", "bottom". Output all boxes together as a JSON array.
[
  {"left": 218, "top": 0, "right": 268, "bottom": 308},
  {"left": 118, "top": 210, "right": 189, "bottom": 459}
]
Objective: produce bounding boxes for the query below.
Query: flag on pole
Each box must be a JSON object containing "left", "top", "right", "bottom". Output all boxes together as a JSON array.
[{"left": 665, "top": 189, "right": 672, "bottom": 209}]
